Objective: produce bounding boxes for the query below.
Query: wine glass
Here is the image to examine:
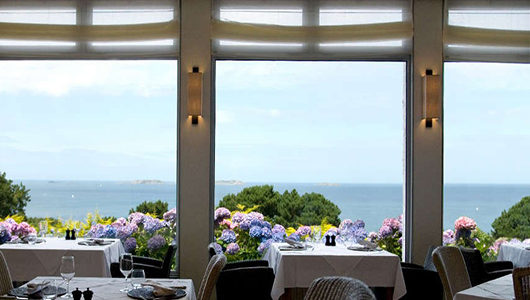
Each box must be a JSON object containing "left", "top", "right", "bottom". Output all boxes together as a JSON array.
[
  {"left": 60, "top": 256, "right": 75, "bottom": 299},
  {"left": 119, "top": 253, "right": 134, "bottom": 292},
  {"left": 39, "top": 221, "right": 48, "bottom": 237},
  {"left": 130, "top": 269, "right": 145, "bottom": 289}
]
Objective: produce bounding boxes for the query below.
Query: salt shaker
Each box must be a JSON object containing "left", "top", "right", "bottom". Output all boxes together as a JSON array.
[
  {"left": 65, "top": 229, "right": 71, "bottom": 240},
  {"left": 83, "top": 288, "right": 93, "bottom": 300},
  {"left": 72, "top": 288, "right": 82, "bottom": 300}
]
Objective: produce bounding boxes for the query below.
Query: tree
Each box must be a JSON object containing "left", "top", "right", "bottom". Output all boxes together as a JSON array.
[
  {"left": 0, "top": 172, "right": 31, "bottom": 218},
  {"left": 492, "top": 196, "right": 530, "bottom": 239},
  {"left": 129, "top": 200, "right": 168, "bottom": 219},
  {"left": 218, "top": 185, "right": 341, "bottom": 228}
]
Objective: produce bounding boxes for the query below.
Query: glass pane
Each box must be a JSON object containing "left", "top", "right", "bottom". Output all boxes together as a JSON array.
[{"left": 444, "top": 62, "right": 530, "bottom": 251}]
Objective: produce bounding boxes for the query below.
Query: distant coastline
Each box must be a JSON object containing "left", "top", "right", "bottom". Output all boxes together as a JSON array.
[
  {"left": 216, "top": 180, "right": 244, "bottom": 186},
  {"left": 131, "top": 179, "right": 164, "bottom": 185}
]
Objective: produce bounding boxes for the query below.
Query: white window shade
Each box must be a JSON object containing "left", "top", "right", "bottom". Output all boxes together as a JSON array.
[
  {"left": 0, "top": 0, "right": 179, "bottom": 59},
  {"left": 444, "top": 0, "right": 530, "bottom": 63},
  {"left": 212, "top": 0, "right": 412, "bottom": 59}
]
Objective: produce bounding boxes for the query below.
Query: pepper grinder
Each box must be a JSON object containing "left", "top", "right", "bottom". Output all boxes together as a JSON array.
[
  {"left": 83, "top": 288, "right": 93, "bottom": 300},
  {"left": 325, "top": 235, "right": 331, "bottom": 246},
  {"left": 72, "top": 288, "right": 82, "bottom": 300},
  {"left": 330, "top": 235, "right": 336, "bottom": 246},
  {"left": 65, "top": 229, "right": 71, "bottom": 240},
  {"left": 71, "top": 229, "right": 77, "bottom": 240}
]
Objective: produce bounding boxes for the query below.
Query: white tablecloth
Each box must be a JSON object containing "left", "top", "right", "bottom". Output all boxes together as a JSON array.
[
  {"left": 453, "top": 274, "right": 514, "bottom": 300},
  {"left": 18, "top": 277, "right": 196, "bottom": 300},
  {"left": 263, "top": 243, "right": 406, "bottom": 300},
  {"left": 498, "top": 243, "right": 530, "bottom": 268},
  {"left": 0, "top": 238, "right": 124, "bottom": 281}
]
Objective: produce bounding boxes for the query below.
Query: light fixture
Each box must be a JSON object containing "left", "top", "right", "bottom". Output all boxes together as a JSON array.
[
  {"left": 422, "top": 69, "right": 441, "bottom": 128},
  {"left": 188, "top": 66, "right": 203, "bottom": 125}
]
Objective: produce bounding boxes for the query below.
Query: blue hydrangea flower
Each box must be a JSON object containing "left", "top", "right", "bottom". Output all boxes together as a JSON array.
[
  {"left": 220, "top": 229, "right": 237, "bottom": 243},
  {"left": 214, "top": 207, "right": 231, "bottom": 224},
  {"left": 226, "top": 243, "right": 240, "bottom": 255},
  {"left": 250, "top": 219, "right": 263, "bottom": 227},
  {"left": 0, "top": 225, "right": 11, "bottom": 244},
  {"left": 249, "top": 226, "right": 262, "bottom": 238},
  {"left": 147, "top": 235, "right": 166, "bottom": 251},
  {"left": 239, "top": 219, "right": 251, "bottom": 231},
  {"left": 213, "top": 243, "right": 223, "bottom": 254},
  {"left": 231, "top": 212, "right": 246, "bottom": 224},
  {"left": 103, "top": 225, "right": 117, "bottom": 238},
  {"left": 262, "top": 221, "right": 272, "bottom": 229},
  {"left": 287, "top": 233, "right": 300, "bottom": 241},
  {"left": 261, "top": 227, "right": 272, "bottom": 239},
  {"left": 271, "top": 225, "right": 286, "bottom": 242}
]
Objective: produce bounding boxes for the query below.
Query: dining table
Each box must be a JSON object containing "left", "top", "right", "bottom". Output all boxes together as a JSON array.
[
  {"left": 4, "top": 276, "right": 196, "bottom": 300},
  {"left": 498, "top": 243, "right": 530, "bottom": 268},
  {"left": 453, "top": 274, "right": 514, "bottom": 300},
  {"left": 263, "top": 242, "right": 406, "bottom": 300},
  {"left": 0, "top": 238, "right": 124, "bottom": 282}
]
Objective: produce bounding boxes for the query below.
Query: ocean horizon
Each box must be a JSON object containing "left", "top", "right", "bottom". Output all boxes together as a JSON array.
[{"left": 16, "top": 180, "right": 530, "bottom": 233}]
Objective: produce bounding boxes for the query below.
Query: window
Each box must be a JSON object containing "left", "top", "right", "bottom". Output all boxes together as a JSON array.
[{"left": 215, "top": 60, "right": 405, "bottom": 234}]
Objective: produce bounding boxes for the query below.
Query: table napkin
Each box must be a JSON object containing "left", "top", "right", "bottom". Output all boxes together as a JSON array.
[{"left": 141, "top": 280, "right": 178, "bottom": 297}]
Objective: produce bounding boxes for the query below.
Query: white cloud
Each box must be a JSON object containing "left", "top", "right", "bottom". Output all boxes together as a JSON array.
[
  {"left": 217, "top": 110, "right": 235, "bottom": 124},
  {"left": 0, "top": 61, "right": 177, "bottom": 98}
]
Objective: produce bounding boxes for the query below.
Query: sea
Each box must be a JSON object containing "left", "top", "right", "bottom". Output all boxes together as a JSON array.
[{"left": 19, "top": 180, "right": 530, "bottom": 233}]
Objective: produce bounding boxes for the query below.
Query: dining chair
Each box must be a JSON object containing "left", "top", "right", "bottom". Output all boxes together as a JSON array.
[
  {"left": 513, "top": 267, "right": 530, "bottom": 300},
  {"left": 432, "top": 246, "right": 472, "bottom": 300},
  {"left": 216, "top": 265, "right": 275, "bottom": 300},
  {"left": 110, "top": 241, "right": 177, "bottom": 278},
  {"left": 0, "top": 251, "right": 13, "bottom": 296},
  {"left": 303, "top": 276, "right": 375, "bottom": 300},
  {"left": 197, "top": 254, "right": 227, "bottom": 300},
  {"left": 459, "top": 247, "right": 513, "bottom": 286},
  {"left": 400, "top": 246, "right": 443, "bottom": 300}
]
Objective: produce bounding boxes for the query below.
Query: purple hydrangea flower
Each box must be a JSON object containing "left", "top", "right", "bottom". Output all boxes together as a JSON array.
[
  {"left": 143, "top": 216, "right": 165, "bottom": 233},
  {"left": 163, "top": 208, "right": 177, "bottom": 223},
  {"left": 295, "top": 226, "right": 311, "bottom": 236},
  {"left": 220, "top": 229, "right": 237, "bottom": 243},
  {"left": 249, "top": 226, "right": 262, "bottom": 238},
  {"left": 339, "top": 219, "right": 354, "bottom": 232},
  {"left": 102, "top": 225, "right": 117, "bottom": 238},
  {"left": 247, "top": 212, "right": 264, "bottom": 221},
  {"left": 367, "top": 232, "right": 379, "bottom": 243},
  {"left": 272, "top": 224, "right": 286, "bottom": 242},
  {"left": 250, "top": 219, "right": 263, "bottom": 228},
  {"left": 353, "top": 219, "right": 365, "bottom": 229},
  {"left": 324, "top": 228, "right": 338, "bottom": 237},
  {"left": 117, "top": 223, "right": 138, "bottom": 241},
  {"left": 379, "top": 225, "right": 393, "bottom": 238},
  {"left": 12, "top": 222, "right": 36, "bottom": 238},
  {"left": 352, "top": 227, "right": 368, "bottom": 241},
  {"left": 226, "top": 242, "right": 240, "bottom": 255},
  {"left": 442, "top": 229, "right": 455, "bottom": 245},
  {"left": 398, "top": 237, "right": 403, "bottom": 246},
  {"left": 124, "top": 237, "right": 137, "bottom": 253},
  {"left": 214, "top": 207, "right": 231, "bottom": 224},
  {"left": 112, "top": 218, "right": 127, "bottom": 228},
  {"left": 147, "top": 235, "right": 166, "bottom": 251},
  {"left": 231, "top": 212, "right": 246, "bottom": 224},
  {"left": 257, "top": 239, "right": 273, "bottom": 254},
  {"left": 128, "top": 212, "right": 146, "bottom": 225}
]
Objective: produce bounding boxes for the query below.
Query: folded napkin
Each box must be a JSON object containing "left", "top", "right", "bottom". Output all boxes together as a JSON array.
[
  {"left": 142, "top": 280, "right": 178, "bottom": 297},
  {"left": 357, "top": 239, "right": 378, "bottom": 250},
  {"left": 78, "top": 239, "right": 113, "bottom": 246}
]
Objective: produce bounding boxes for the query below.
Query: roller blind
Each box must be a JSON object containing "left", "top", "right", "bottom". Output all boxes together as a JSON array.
[
  {"left": 212, "top": 0, "right": 412, "bottom": 60},
  {"left": 0, "top": 0, "right": 179, "bottom": 59},
  {"left": 444, "top": 0, "right": 530, "bottom": 63}
]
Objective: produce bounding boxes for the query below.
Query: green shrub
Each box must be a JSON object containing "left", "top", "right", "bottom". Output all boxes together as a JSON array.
[
  {"left": 129, "top": 200, "right": 168, "bottom": 219},
  {"left": 218, "top": 185, "right": 341, "bottom": 228},
  {"left": 0, "top": 172, "right": 31, "bottom": 218},
  {"left": 492, "top": 196, "right": 530, "bottom": 239}
]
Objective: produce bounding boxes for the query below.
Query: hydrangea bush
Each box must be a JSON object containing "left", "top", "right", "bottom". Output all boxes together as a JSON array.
[{"left": 0, "top": 217, "right": 36, "bottom": 243}]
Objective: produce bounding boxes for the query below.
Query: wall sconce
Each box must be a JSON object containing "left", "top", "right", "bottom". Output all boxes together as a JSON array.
[
  {"left": 188, "top": 66, "right": 203, "bottom": 125},
  {"left": 422, "top": 69, "right": 441, "bottom": 128}
]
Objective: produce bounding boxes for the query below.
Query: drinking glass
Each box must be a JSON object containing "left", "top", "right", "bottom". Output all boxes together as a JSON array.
[
  {"left": 27, "top": 233, "right": 37, "bottom": 245},
  {"left": 130, "top": 269, "right": 145, "bottom": 289},
  {"left": 39, "top": 221, "right": 48, "bottom": 237},
  {"left": 60, "top": 256, "right": 75, "bottom": 299},
  {"left": 119, "top": 253, "right": 134, "bottom": 292}
]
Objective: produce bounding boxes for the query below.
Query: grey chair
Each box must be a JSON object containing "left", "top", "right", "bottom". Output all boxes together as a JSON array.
[
  {"left": 197, "top": 254, "right": 227, "bottom": 300},
  {"left": 304, "top": 276, "right": 376, "bottom": 300},
  {"left": 432, "top": 246, "right": 472, "bottom": 300},
  {"left": 0, "top": 251, "right": 13, "bottom": 296},
  {"left": 513, "top": 267, "right": 530, "bottom": 300}
]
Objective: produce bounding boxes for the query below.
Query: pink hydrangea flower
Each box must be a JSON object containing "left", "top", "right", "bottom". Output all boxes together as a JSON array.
[{"left": 454, "top": 216, "right": 477, "bottom": 231}]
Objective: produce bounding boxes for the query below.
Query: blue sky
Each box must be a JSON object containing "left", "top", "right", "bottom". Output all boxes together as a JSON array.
[{"left": 0, "top": 61, "right": 529, "bottom": 184}]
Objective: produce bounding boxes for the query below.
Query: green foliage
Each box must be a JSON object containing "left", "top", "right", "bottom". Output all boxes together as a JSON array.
[
  {"left": 218, "top": 185, "right": 341, "bottom": 228},
  {"left": 0, "top": 172, "right": 31, "bottom": 218},
  {"left": 472, "top": 228, "right": 496, "bottom": 262},
  {"left": 129, "top": 200, "right": 168, "bottom": 219},
  {"left": 492, "top": 196, "right": 530, "bottom": 239}
]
